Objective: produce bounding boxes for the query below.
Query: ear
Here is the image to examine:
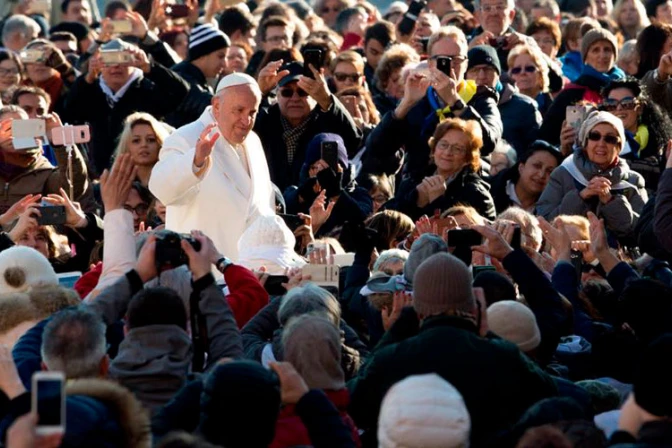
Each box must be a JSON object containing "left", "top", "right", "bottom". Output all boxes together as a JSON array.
[
  {"left": 518, "top": 161, "right": 524, "bottom": 175},
  {"left": 507, "top": 8, "right": 516, "bottom": 22},
  {"left": 211, "top": 95, "right": 220, "bottom": 114}
]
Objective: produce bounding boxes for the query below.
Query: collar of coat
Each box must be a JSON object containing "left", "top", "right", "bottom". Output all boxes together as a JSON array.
[{"left": 420, "top": 313, "right": 479, "bottom": 334}]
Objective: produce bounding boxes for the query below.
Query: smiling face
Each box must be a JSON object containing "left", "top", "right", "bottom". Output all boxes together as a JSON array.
[
  {"left": 584, "top": 40, "right": 615, "bottom": 73},
  {"left": 212, "top": 84, "right": 261, "bottom": 144},
  {"left": 127, "top": 123, "right": 160, "bottom": 167},
  {"left": 517, "top": 150, "right": 558, "bottom": 196},
  {"left": 0, "top": 59, "right": 21, "bottom": 93},
  {"left": 585, "top": 122, "right": 621, "bottom": 168},
  {"left": 606, "top": 87, "right": 640, "bottom": 132},
  {"left": 433, "top": 129, "right": 470, "bottom": 175}
]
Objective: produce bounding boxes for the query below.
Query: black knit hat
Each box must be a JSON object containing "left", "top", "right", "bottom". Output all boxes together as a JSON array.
[
  {"left": 467, "top": 45, "right": 501, "bottom": 75},
  {"left": 633, "top": 334, "right": 672, "bottom": 417},
  {"left": 188, "top": 23, "right": 231, "bottom": 62}
]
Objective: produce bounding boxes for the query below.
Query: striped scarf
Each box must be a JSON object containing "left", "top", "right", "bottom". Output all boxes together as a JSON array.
[{"left": 281, "top": 115, "right": 311, "bottom": 166}]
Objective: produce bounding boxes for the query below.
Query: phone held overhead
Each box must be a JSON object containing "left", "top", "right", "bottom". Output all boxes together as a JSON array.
[{"left": 32, "top": 371, "right": 66, "bottom": 436}]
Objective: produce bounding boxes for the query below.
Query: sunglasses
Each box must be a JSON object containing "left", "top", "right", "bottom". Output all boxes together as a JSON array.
[
  {"left": 334, "top": 72, "right": 362, "bottom": 82},
  {"left": 279, "top": 88, "right": 309, "bottom": 98},
  {"left": 510, "top": 65, "right": 537, "bottom": 74},
  {"left": 587, "top": 131, "right": 620, "bottom": 145},
  {"left": 600, "top": 97, "right": 638, "bottom": 112}
]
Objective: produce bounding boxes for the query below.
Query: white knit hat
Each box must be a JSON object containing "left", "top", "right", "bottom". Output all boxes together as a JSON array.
[
  {"left": 378, "top": 374, "right": 471, "bottom": 448},
  {"left": 578, "top": 110, "right": 625, "bottom": 153},
  {"left": 237, "top": 215, "right": 306, "bottom": 275},
  {"left": 0, "top": 247, "right": 58, "bottom": 294},
  {"left": 487, "top": 300, "right": 541, "bottom": 352}
]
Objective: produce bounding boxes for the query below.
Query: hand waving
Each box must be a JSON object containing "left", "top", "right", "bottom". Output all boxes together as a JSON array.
[
  {"left": 257, "top": 60, "right": 290, "bottom": 95},
  {"left": 194, "top": 123, "right": 219, "bottom": 168},
  {"left": 100, "top": 153, "right": 138, "bottom": 212}
]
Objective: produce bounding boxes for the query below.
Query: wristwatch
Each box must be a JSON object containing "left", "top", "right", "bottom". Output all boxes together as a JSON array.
[
  {"left": 451, "top": 99, "right": 466, "bottom": 111},
  {"left": 215, "top": 256, "right": 233, "bottom": 273}
]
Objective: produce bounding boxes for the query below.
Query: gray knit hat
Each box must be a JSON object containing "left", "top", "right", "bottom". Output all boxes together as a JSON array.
[
  {"left": 578, "top": 110, "right": 625, "bottom": 153},
  {"left": 412, "top": 253, "right": 475, "bottom": 317},
  {"left": 403, "top": 234, "right": 448, "bottom": 287},
  {"left": 581, "top": 28, "right": 618, "bottom": 63}
]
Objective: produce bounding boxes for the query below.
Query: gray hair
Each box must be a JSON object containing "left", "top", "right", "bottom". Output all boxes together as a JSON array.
[
  {"left": 278, "top": 283, "right": 341, "bottom": 327},
  {"left": 0, "top": 105, "right": 29, "bottom": 120},
  {"left": 373, "top": 249, "right": 409, "bottom": 273},
  {"left": 496, "top": 207, "right": 543, "bottom": 251},
  {"left": 41, "top": 308, "right": 107, "bottom": 379},
  {"left": 474, "top": 0, "right": 516, "bottom": 11},
  {"left": 618, "top": 39, "right": 638, "bottom": 64},
  {"left": 492, "top": 141, "right": 518, "bottom": 168},
  {"left": 1, "top": 15, "right": 40, "bottom": 44}
]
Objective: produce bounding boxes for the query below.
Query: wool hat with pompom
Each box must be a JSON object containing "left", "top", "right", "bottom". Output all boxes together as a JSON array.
[{"left": 0, "top": 247, "right": 58, "bottom": 295}]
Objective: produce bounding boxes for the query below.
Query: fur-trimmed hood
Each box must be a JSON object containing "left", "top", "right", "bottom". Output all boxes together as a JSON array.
[{"left": 66, "top": 379, "right": 151, "bottom": 448}]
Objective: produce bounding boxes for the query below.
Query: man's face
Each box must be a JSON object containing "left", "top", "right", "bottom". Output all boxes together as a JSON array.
[
  {"left": 64, "top": 0, "right": 92, "bottom": 25},
  {"left": 595, "top": 0, "right": 612, "bottom": 17},
  {"left": 465, "top": 63, "right": 499, "bottom": 88},
  {"left": 364, "top": 38, "right": 385, "bottom": 69},
  {"left": 479, "top": 0, "right": 516, "bottom": 36},
  {"left": 657, "top": 0, "right": 672, "bottom": 23},
  {"left": 17, "top": 93, "right": 49, "bottom": 118},
  {"left": 347, "top": 11, "right": 369, "bottom": 37},
  {"left": 277, "top": 81, "right": 314, "bottom": 123},
  {"left": 101, "top": 65, "right": 133, "bottom": 91},
  {"left": 124, "top": 189, "right": 149, "bottom": 231},
  {"left": 201, "top": 48, "right": 229, "bottom": 79},
  {"left": 263, "top": 26, "right": 292, "bottom": 52},
  {"left": 415, "top": 12, "right": 439, "bottom": 38},
  {"left": 429, "top": 37, "right": 468, "bottom": 81},
  {"left": 212, "top": 84, "right": 260, "bottom": 145},
  {"left": 3, "top": 29, "right": 38, "bottom": 52}
]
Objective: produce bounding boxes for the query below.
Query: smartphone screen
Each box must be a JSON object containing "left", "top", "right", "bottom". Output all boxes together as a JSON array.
[
  {"left": 436, "top": 56, "right": 452, "bottom": 76},
  {"left": 447, "top": 229, "right": 482, "bottom": 247},
  {"left": 321, "top": 141, "right": 339, "bottom": 171},
  {"left": 302, "top": 49, "right": 323, "bottom": 78},
  {"left": 34, "top": 376, "right": 64, "bottom": 431}
]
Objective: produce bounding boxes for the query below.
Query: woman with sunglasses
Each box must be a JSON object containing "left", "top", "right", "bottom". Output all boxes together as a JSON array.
[
  {"left": 507, "top": 45, "right": 553, "bottom": 115},
  {"left": 600, "top": 78, "right": 672, "bottom": 190},
  {"left": 537, "top": 111, "right": 648, "bottom": 242}
]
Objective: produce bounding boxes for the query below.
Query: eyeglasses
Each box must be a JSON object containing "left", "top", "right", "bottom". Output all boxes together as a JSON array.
[
  {"left": 534, "top": 37, "right": 556, "bottom": 46},
  {"left": 279, "top": 87, "right": 309, "bottom": 98},
  {"left": 600, "top": 97, "right": 638, "bottom": 112},
  {"left": 266, "top": 35, "right": 290, "bottom": 43},
  {"left": 372, "top": 194, "right": 390, "bottom": 203},
  {"left": 481, "top": 4, "right": 509, "bottom": 12},
  {"left": 334, "top": 72, "right": 362, "bottom": 82},
  {"left": 510, "top": 65, "right": 538, "bottom": 74},
  {"left": 436, "top": 142, "right": 467, "bottom": 154},
  {"left": 0, "top": 68, "right": 19, "bottom": 76},
  {"left": 429, "top": 54, "right": 467, "bottom": 65},
  {"left": 124, "top": 203, "right": 150, "bottom": 216},
  {"left": 587, "top": 131, "right": 620, "bottom": 145}
]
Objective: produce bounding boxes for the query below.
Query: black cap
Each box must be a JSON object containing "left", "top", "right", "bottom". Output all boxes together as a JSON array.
[
  {"left": 278, "top": 61, "right": 304, "bottom": 87},
  {"left": 467, "top": 45, "right": 501, "bottom": 75}
]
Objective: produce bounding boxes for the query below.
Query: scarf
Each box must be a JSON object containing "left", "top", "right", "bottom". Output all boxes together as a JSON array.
[
  {"left": 35, "top": 73, "right": 63, "bottom": 112},
  {"left": 281, "top": 114, "right": 312, "bottom": 166},
  {"left": 561, "top": 152, "right": 635, "bottom": 190},
  {"left": 428, "top": 80, "right": 478, "bottom": 122},
  {"left": 99, "top": 68, "right": 143, "bottom": 108},
  {"left": 580, "top": 64, "right": 626, "bottom": 86},
  {"left": 623, "top": 124, "right": 649, "bottom": 158}
]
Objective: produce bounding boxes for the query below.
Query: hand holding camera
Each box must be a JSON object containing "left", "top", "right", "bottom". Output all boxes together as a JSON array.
[
  {"left": 43, "top": 188, "right": 87, "bottom": 228},
  {"left": 181, "top": 230, "right": 218, "bottom": 280}
]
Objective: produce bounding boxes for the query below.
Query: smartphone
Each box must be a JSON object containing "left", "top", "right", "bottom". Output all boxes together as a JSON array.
[
  {"left": 321, "top": 141, "right": 339, "bottom": 171},
  {"left": 12, "top": 119, "right": 46, "bottom": 150},
  {"left": 570, "top": 249, "right": 583, "bottom": 282},
  {"left": 100, "top": 50, "right": 134, "bottom": 66},
  {"left": 110, "top": 19, "right": 133, "bottom": 34},
  {"left": 447, "top": 229, "right": 482, "bottom": 247},
  {"left": 566, "top": 105, "right": 587, "bottom": 130},
  {"left": 19, "top": 49, "right": 46, "bottom": 64},
  {"left": 164, "top": 3, "right": 190, "bottom": 17},
  {"left": 32, "top": 372, "right": 65, "bottom": 436},
  {"left": 302, "top": 49, "right": 323, "bottom": 79},
  {"left": 510, "top": 224, "right": 521, "bottom": 250},
  {"left": 264, "top": 275, "right": 289, "bottom": 296},
  {"left": 35, "top": 204, "right": 67, "bottom": 226},
  {"left": 436, "top": 56, "right": 453, "bottom": 76},
  {"left": 398, "top": 0, "right": 427, "bottom": 35},
  {"left": 278, "top": 213, "right": 304, "bottom": 232},
  {"left": 302, "top": 264, "right": 340, "bottom": 288},
  {"left": 50, "top": 125, "right": 91, "bottom": 146}
]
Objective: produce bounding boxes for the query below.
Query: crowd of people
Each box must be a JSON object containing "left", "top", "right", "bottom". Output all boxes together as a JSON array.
[{"left": 1, "top": 0, "right": 672, "bottom": 445}]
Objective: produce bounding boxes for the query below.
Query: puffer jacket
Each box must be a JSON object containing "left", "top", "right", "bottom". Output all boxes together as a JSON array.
[
  {"left": 166, "top": 61, "right": 213, "bottom": 128},
  {"left": 537, "top": 149, "right": 647, "bottom": 240},
  {"left": 498, "top": 82, "right": 542, "bottom": 155}
]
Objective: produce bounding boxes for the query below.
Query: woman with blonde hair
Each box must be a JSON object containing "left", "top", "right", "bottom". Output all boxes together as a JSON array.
[
  {"left": 612, "top": 0, "right": 649, "bottom": 41},
  {"left": 508, "top": 45, "right": 552, "bottom": 114},
  {"left": 113, "top": 112, "right": 172, "bottom": 186}
]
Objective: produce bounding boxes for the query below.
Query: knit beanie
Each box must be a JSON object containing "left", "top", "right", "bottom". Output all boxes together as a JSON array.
[
  {"left": 403, "top": 234, "right": 448, "bottom": 286},
  {"left": 578, "top": 110, "right": 625, "bottom": 153},
  {"left": 646, "top": 0, "right": 668, "bottom": 17},
  {"left": 0, "top": 247, "right": 58, "bottom": 295},
  {"left": 633, "top": 334, "right": 672, "bottom": 417},
  {"left": 487, "top": 300, "right": 541, "bottom": 352},
  {"left": 305, "top": 133, "right": 349, "bottom": 169},
  {"left": 412, "top": 253, "right": 474, "bottom": 317},
  {"left": 467, "top": 45, "right": 501, "bottom": 75},
  {"left": 378, "top": 374, "right": 470, "bottom": 448},
  {"left": 282, "top": 314, "right": 345, "bottom": 390},
  {"left": 188, "top": 23, "right": 231, "bottom": 62},
  {"left": 581, "top": 28, "right": 618, "bottom": 63}
]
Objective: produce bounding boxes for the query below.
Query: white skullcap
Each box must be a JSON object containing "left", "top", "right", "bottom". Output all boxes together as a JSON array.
[{"left": 215, "top": 73, "right": 260, "bottom": 94}]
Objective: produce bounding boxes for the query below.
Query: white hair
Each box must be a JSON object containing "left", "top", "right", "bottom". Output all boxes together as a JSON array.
[{"left": 1, "top": 15, "right": 40, "bottom": 44}]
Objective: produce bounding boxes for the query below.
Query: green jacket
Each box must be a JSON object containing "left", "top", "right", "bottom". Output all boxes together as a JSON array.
[{"left": 348, "top": 311, "right": 558, "bottom": 446}]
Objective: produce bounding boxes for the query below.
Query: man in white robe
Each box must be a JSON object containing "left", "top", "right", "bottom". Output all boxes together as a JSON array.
[{"left": 149, "top": 73, "right": 274, "bottom": 263}]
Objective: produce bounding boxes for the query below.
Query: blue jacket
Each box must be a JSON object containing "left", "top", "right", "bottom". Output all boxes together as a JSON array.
[{"left": 559, "top": 51, "right": 583, "bottom": 82}]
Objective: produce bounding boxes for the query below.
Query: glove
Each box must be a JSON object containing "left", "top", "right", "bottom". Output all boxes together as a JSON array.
[
  {"left": 297, "top": 177, "right": 319, "bottom": 205},
  {"left": 317, "top": 168, "right": 343, "bottom": 198}
]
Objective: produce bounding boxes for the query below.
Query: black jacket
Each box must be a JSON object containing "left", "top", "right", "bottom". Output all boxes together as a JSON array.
[
  {"left": 489, "top": 166, "right": 517, "bottom": 214},
  {"left": 253, "top": 97, "right": 362, "bottom": 191},
  {"left": 167, "top": 61, "right": 214, "bottom": 127},
  {"left": 609, "top": 421, "right": 672, "bottom": 448},
  {"left": 365, "top": 86, "right": 502, "bottom": 179},
  {"left": 498, "top": 83, "right": 542, "bottom": 155},
  {"left": 63, "top": 63, "right": 189, "bottom": 176},
  {"left": 388, "top": 165, "right": 497, "bottom": 221}
]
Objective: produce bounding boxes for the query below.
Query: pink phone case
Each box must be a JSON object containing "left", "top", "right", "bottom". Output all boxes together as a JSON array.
[{"left": 50, "top": 125, "right": 91, "bottom": 146}]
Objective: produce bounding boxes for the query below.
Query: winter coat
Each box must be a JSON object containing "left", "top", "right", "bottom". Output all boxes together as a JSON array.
[
  {"left": 641, "top": 69, "right": 672, "bottom": 115},
  {"left": 654, "top": 168, "right": 672, "bottom": 256},
  {"left": 271, "top": 388, "right": 361, "bottom": 448},
  {"left": 498, "top": 82, "right": 542, "bottom": 155},
  {"left": 389, "top": 165, "right": 496, "bottom": 221},
  {"left": 489, "top": 166, "right": 519, "bottom": 214},
  {"left": 167, "top": 61, "right": 214, "bottom": 127},
  {"left": 609, "top": 421, "right": 672, "bottom": 447},
  {"left": 63, "top": 63, "right": 190, "bottom": 176},
  {"left": 0, "top": 148, "right": 89, "bottom": 215},
  {"left": 559, "top": 51, "right": 583, "bottom": 82},
  {"left": 365, "top": 86, "right": 502, "bottom": 179},
  {"left": 537, "top": 150, "right": 647, "bottom": 241},
  {"left": 253, "top": 96, "right": 362, "bottom": 192},
  {"left": 347, "top": 310, "right": 559, "bottom": 447}
]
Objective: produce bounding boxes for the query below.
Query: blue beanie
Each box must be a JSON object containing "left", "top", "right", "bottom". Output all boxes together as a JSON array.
[{"left": 304, "top": 133, "right": 349, "bottom": 168}]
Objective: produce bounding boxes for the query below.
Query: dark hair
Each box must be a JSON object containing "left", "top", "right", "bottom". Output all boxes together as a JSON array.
[
  {"left": 0, "top": 50, "right": 24, "bottom": 77},
  {"left": 49, "top": 31, "right": 77, "bottom": 44},
  {"left": 619, "top": 279, "right": 672, "bottom": 344},
  {"left": 104, "top": 0, "right": 130, "bottom": 17},
  {"left": 636, "top": 23, "right": 672, "bottom": 78},
  {"left": 508, "top": 140, "right": 562, "bottom": 184},
  {"left": 61, "top": 0, "right": 83, "bottom": 14},
  {"left": 364, "top": 21, "right": 395, "bottom": 47},
  {"left": 131, "top": 181, "right": 155, "bottom": 205},
  {"left": 335, "top": 7, "right": 366, "bottom": 35},
  {"left": 127, "top": 287, "right": 188, "bottom": 330},
  {"left": 218, "top": 6, "right": 255, "bottom": 38},
  {"left": 256, "top": 48, "right": 302, "bottom": 77},
  {"left": 10, "top": 85, "right": 51, "bottom": 107},
  {"left": 259, "top": 15, "right": 291, "bottom": 42},
  {"left": 300, "top": 38, "right": 338, "bottom": 70}
]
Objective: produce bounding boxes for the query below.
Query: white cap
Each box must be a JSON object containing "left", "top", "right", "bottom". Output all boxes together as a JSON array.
[{"left": 215, "top": 73, "right": 261, "bottom": 94}]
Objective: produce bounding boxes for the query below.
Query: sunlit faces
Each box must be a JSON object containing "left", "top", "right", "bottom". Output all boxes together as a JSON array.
[
  {"left": 199, "top": 48, "right": 229, "bottom": 79},
  {"left": 277, "top": 82, "right": 314, "bottom": 125},
  {"left": 226, "top": 45, "right": 248, "bottom": 73},
  {"left": 584, "top": 40, "right": 615, "bottom": 73},
  {"left": 517, "top": 150, "right": 558, "bottom": 195},
  {"left": 16, "top": 93, "right": 49, "bottom": 118},
  {"left": 127, "top": 123, "right": 160, "bottom": 166},
  {"left": 0, "top": 59, "right": 21, "bottom": 93},
  {"left": 332, "top": 61, "right": 364, "bottom": 91},
  {"left": 509, "top": 53, "right": 542, "bottom": 96},
  {"left": 603, "top": 87, "right": 641, "bottom": 132},
  {"left": 320, "top": 0, "right": 345, "bottom": 27},
  {"left": 479, "top": 0, "right": 516, "bottom": 36},
  {"left": 429, "top": 37, "right": 468, "bottom": 81},
  {"left": 656, "top": 0, "right": 672, "bottom": 23},
  {"left": 384, "top": 68, "right": 404, "bottom": 99},
  {"left": 17, "top": 228, "right": 50, "bottom": 258},
  {"left": 531, "top": 31, "right": 557, "bottom": 58},
  {"left": 585, "top": 123, "right": 621, "bottom": 168},
  {"left": 263, "top": 26, "right": 292, "bottom": 52},
  {"left": 212, "top": 84, "right": 261, "bottom": 144},
  {"left": 618, "top": 0, "right": 641, "bottom": 28},
  {"left": 433, "top": 129, "right": 470, "bottom": 174}
]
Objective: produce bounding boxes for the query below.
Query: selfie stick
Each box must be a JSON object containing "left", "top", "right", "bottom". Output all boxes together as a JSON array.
[{"left": 58, "top": 124, "right": 75, "bottom": 200}]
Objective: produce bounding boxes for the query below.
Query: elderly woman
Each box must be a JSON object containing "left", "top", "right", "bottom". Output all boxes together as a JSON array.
[
  {"left": 612, "top": 0, "right": 650, "bottom": 41},
  {"left": 537, "top": 111, "right": 648, "bottom": 241},
  {"left": 540, "top": 28, "right": 626, "bottom": 146},
  {"left": 0, "top": 51, "right": 23, "bottom": 104},
  {"left": 507, "top": 44, "right": 553, "bottom": 115},
  {"left": 113, "top": 112, "right": 172, "bottom": 186},
  {"left": 617, "top": 40, "right": 639, "bottom": 76},
  {"left": 390, "top": 118, "right": 496, "bottom": 221},
  {"left": 600, "top": 78, "right": 672, "bottom": 190},
  {"left": 372, "top": 44, "right": 420, "bottom": 116},
  {"left": 489, "top": 142, "right": 518, "bottom": 177}
]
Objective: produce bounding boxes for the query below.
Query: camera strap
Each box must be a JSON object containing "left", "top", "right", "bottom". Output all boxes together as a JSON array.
[{"left": 189, "top": 289, "right": 209, "bottom": 373}]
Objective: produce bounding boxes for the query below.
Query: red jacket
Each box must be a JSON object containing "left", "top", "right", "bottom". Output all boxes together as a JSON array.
[{"left": 270, "top": 388, "right": 361, "bottom": 448}]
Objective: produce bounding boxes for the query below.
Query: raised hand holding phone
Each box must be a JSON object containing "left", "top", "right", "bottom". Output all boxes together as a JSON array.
[{"left": 32, "top": 372, "right": 65, "bottom": 436}]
